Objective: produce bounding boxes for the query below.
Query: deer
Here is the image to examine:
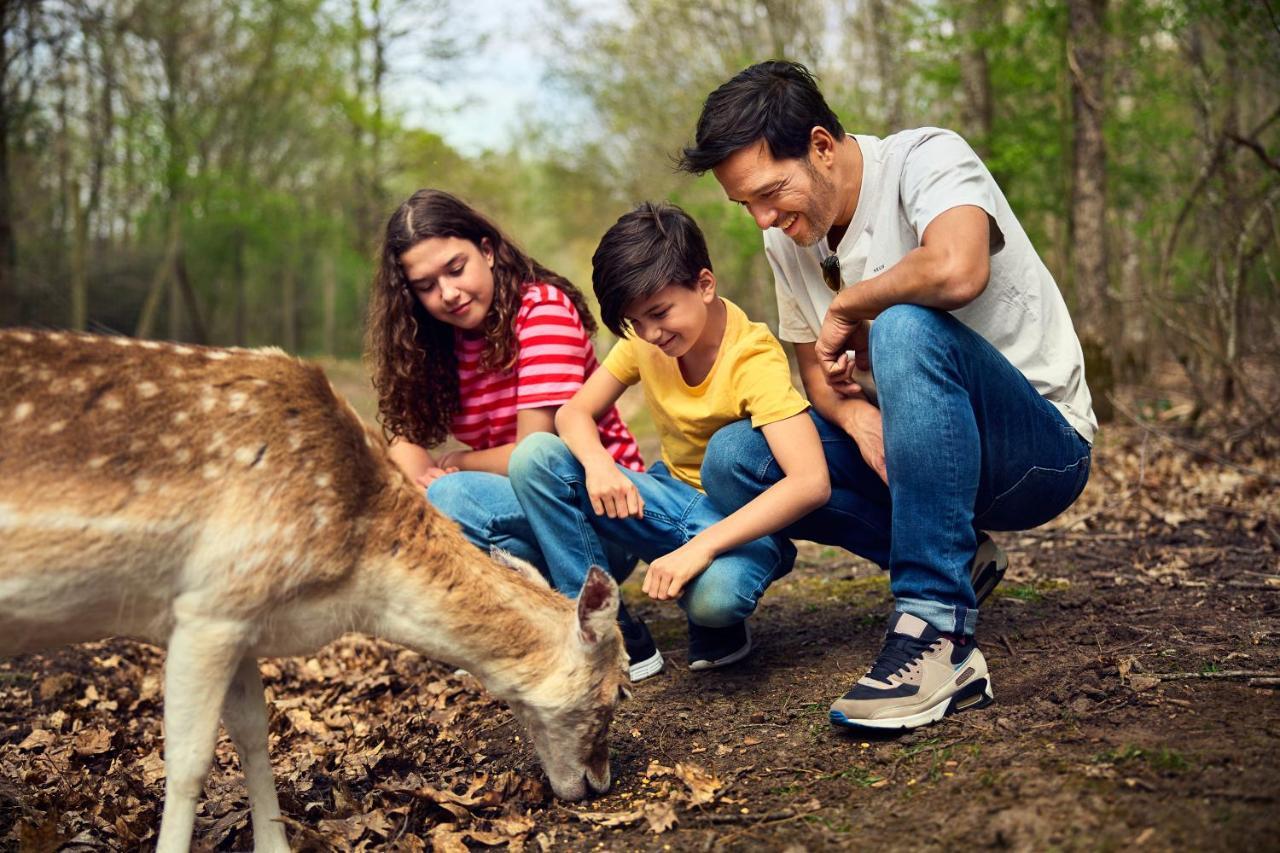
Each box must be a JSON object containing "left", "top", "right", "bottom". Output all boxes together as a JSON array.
[{"left": 0, "top": 328, "right": 629, "bottom": 853}]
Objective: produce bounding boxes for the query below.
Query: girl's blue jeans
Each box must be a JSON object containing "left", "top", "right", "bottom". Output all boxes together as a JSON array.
[{"left": 700, "top": 304, "right": 1091, "bottom": 637}]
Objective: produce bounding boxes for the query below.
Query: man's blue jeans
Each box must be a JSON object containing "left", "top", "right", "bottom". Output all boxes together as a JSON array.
[
  {"left": 700, "top": 304, "right": 1091, "bottom": 637},
  {"left": 426, "top": 470, "right": 636, "bottom": 597},
  {"left": 506, "top": 432, "right": 791, "bottom": 627}
]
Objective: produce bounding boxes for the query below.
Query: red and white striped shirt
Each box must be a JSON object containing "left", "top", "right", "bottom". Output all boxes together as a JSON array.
[{"left": 451, "top": 283, "right": 644, "bottom": 471}]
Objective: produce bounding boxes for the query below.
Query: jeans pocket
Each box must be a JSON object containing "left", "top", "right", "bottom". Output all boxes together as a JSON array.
[{"left": 976, "top": 453, "right": 1091, "bottom": 531}]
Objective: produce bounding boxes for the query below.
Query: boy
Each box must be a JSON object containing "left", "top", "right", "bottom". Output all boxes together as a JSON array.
[{"left": 508, "top": 202, "right": 830, "bottom": 674}]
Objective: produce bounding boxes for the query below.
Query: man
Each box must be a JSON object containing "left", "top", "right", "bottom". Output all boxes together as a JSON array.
[{"left": 679, "top": 61, "right": 1095, "bottom": 731}]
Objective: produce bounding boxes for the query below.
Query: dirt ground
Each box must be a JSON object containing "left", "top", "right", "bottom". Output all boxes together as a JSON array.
[{"left": 2, "top": 377, "right": 1278, "bottom": 852}]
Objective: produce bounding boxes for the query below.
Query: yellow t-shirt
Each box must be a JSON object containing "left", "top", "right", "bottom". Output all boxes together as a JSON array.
[{"left": 602, "top": 297, "right": 809, "bottom": 491}]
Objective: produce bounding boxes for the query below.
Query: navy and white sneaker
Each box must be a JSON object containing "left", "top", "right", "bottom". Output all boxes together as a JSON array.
[
  {"left": 829, "top": 612, "right": 992, "bottom": 731},
  {"left": 971, "top": 533, "right": 1008, "bottom": 605},
  {"left": 688, "top": 620, "right": 752, "bottom": 671},
  {"left": 618, "top": 603, "right": 664, "bottom": 682}
]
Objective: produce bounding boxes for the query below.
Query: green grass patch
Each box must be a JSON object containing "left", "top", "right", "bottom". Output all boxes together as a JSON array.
[
  {"left": 1093, "top": 744, "right": 1193, "bottom": 774},
  {"left": 992, "top": 578, "right": 1070, "bottom": 604}
]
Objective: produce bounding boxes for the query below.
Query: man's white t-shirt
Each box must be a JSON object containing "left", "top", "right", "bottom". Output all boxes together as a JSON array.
[{"left": 765, "top": 127, "right": 1097, "bottom": 444}]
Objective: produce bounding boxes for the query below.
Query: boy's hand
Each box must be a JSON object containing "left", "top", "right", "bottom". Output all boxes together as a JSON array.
[
  {"left": 643, "top": 540, "right": 714, "bottom": 601},
  {"left": 585, "top": 461, "right": 644, "bottom": 519}
]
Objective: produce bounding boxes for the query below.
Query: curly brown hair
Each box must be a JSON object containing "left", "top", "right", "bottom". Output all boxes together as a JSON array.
[{"left": 366, "top": 189, "right": 598, "bottom": 449}]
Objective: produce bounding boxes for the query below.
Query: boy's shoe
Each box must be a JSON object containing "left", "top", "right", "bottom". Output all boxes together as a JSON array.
[
  {"left": 618, "top": 603, "right": 664, "bottom": 682},
  {"left": 688, "top": 620, "right": 752, "bottom": 671},
  {"left": 829, "top": 611, "right": 992, "bottom": 731},
  {"left": 971, "top": 533, "right": 1008, "bottom": 606}
]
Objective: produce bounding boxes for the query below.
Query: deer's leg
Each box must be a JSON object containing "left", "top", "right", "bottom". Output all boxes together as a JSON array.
[
  {"left": 221, "top": 656, "right": 289, "bottom": 853},
  {"left": 156, "top": 613, "right": 250, "bottom": 853}
]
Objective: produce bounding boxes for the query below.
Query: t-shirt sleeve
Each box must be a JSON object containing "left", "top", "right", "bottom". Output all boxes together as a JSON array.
[
  {"left": 514, "top": 292, "right": 592, "bottom": 410},
  {"left": 601, "top": 337, "right": 641, "bottom": 387},
  {"left": 767, "top": 239, "right": 818, "bottom": 344},
  {"left": 901, "top": 130, "right": 1006, "bottom": 255},
  {"left": 731, "top": 334, "right": 810, "bottom": 428}
]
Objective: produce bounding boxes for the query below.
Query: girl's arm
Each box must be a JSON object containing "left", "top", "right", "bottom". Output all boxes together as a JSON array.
[
  {"left": 388, "top": 438, "right": 453, "bottom": 488},
  {"left": 437, "top": 407, "right": 556, "bottom": 476},
  {"left": 555, "top": 369, "right": 642, "bottom": 518},
  {"left": 643, "top": 411, "right": 830, "bottom": 601}
]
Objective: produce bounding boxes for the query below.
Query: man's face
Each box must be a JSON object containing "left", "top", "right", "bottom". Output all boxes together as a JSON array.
[{"left": 712, "top": 139, "right": 840, "bottom": 247}]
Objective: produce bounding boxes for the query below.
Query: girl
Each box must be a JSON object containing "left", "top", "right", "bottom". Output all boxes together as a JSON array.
[{"left": 366, "top": 189, "right": 663, "bottom": 681}]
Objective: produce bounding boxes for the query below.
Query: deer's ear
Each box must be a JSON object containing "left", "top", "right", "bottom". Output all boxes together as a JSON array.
[
  {"left": 575, "top": 566, "right": 619, "bottom": 645},
  {"left": 490, "top": 547, "right": 551, "bottom": 590}
]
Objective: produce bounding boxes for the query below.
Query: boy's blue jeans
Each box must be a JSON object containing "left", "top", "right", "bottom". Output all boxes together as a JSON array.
[
  {"left": 701, "top": 305, "right": 1092, "bottom": 637},
  {"left": 426, "top": 471, "right": 636, "bottom": 594},
  {"left": 506, "top": 432, "right": 791, "bottom": 627}
]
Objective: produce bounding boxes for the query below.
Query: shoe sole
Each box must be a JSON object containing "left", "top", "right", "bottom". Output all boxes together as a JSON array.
[
  {"left": 688, "top": 626, "right": 753, "bottom": 672},
  {"left": 971, "top": 537, "right": 1009, "bottom": 606},
  {"left": 829, "top": 678, "right": 994, "bottom": 731},
  {"left": 629, "top": 649, "right": 665, "bottom": 682}
]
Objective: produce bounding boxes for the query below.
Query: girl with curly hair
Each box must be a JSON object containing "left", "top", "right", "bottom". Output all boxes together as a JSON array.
[{"left": 366, "top": 189, "right": 662, "bottom": 681}]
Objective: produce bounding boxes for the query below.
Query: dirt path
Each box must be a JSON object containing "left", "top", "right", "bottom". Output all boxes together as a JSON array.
[{"left": 3, "top": 416, "right": 1278, "bottom": 851}]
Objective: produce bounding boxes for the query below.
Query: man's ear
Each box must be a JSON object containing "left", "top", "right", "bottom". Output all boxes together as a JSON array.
[{"left": 809, "top": 126, "right": 837, "bottom": 167}]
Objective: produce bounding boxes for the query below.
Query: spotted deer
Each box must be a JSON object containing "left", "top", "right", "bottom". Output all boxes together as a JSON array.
[{"left": 0, "top": 329, "right": 628, "bottom": 853}]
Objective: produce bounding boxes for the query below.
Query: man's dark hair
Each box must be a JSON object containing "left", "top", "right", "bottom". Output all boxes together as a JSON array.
[
  {"left": 677, "top": 60, "right": 845, "bottom": 175},
  {"left": 592, "top": 202, "right": 713, "bottom": 337}
]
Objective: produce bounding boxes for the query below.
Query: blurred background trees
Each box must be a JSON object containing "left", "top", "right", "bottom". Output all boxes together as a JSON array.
[{"left": 1, "top": 0, "right": 1276, "bottom": 432}]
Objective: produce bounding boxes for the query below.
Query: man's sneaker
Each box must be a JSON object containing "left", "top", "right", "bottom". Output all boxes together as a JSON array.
[
  {"left": 618, "top": 602, "right": 663, "bottom": 682},
  {"left": 829, "top": 612, "right": 992, "bottom": 731},
  {"left": 688, "top": 620, "right": 752, "bottom": 671},
  {"left": 971, "top": 533, "right": 1008, "bottom": 605}
]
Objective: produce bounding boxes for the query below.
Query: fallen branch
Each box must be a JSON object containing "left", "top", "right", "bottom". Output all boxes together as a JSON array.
[
  {"left": 696, "top": 808, "right": 797, "bottom": 825},
  {"left": 1154, "top": 669, "right": 1274, "bottom": 682}
]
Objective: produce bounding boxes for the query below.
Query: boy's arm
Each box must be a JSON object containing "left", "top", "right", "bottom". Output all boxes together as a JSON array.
[
  {"left": 437, "top": 408, "right": 556, "bottom": 476},
  {"left": 794, "top": 342, "right": 886, "bottom": 483},
  {"left": 555, "top": 368, "right": 644, "bottom": 518},
  {"left": 643, "top": 411, "right": 830, "bottom": 601}
]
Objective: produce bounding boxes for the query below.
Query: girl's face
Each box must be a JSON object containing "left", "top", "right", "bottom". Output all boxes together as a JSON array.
[{"left": 400, "top": 236, "right": 496, "bottom": 331}]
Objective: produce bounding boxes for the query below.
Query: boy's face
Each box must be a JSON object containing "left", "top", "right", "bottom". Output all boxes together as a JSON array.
[
  {"left": 623, "top": 273, "right": 717, "bottom": 358},
  {"left": 712, "top": 137, "right": 841, "bottom": 248}
]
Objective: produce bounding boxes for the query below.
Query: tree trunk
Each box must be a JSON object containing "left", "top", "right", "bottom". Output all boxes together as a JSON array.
[
  {"left": 322, "top": 250, "right": 336, "bottom": 356},
  {"left": 959, "top": 0, "right": 999, "bottom": 159},
  {"left": 1067, "top": 0, "right": 1114, "bottom": 421},
  {"left": 0, "top": 2, "right": 16, "bottom": 324},
  {"left": 281, "top": 263, "right": 298, "bottom": 353}
]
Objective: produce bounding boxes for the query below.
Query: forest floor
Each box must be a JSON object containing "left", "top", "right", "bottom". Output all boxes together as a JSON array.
[{"left": 2, "top": 366, "right": 1278, "bottom": 852}]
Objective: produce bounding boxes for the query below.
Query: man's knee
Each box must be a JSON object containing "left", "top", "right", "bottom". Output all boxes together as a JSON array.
[
  {"left": 682, "top": 575, "right": 755, "bottom": 628},
  {"left": 871, "top": 304, "right": 958, "bottom": 380}
]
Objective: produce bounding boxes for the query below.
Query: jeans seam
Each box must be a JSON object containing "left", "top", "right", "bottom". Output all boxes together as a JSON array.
[{"left": 981, "top": 455, "right": 1089, "bottom": 516}]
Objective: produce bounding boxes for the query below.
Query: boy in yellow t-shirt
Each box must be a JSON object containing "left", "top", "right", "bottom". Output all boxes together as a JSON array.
[{"left": 508, "top": 202, "right": 830, "bottom": 675}]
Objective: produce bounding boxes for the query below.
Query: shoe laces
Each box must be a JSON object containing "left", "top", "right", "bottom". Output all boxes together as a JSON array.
[{"left": 866, "top": 633, "right": 936, "bottom": 683}]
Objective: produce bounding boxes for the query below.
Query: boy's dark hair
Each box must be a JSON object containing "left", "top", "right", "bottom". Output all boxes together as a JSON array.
[
  {"left": 592, "top": 202, "right": 712, "bottom": 337},
  {"left": 677, "top": 60, "right": 845, "bottom": 175}
]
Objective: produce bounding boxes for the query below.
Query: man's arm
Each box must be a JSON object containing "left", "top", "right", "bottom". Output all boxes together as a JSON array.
[
  {"left": 793, "top": 342, "right": 886, "bottom": 483},
  {"left": 815, "top": 205, "right": 992, "bottom": 379}
]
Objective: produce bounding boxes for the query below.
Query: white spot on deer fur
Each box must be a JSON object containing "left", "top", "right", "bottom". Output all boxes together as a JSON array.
[
  {"left": 89, "top": 365, "right": 105, "bottom": 377},
  {"left": 172, "top": 345, "right": 195, "bottom": 356},
  {"left": 314, "top": 473, "right": 332, "bottom": 488},
  {"left": 139, "top": 340, "right": 161, "bottom": 350},
  {"left": 312, "top": 506, "right": 329, "bottom": 528},
  {"left": 12, "top": 331, "right": 34, "bottom": 343},
  {"left": 168, "top": 366, "right": 186, "bottom": 378},
  {"left": 46, "top": 420, "right": 66, "bottom": 434},
  {"left": 288, "top": 434, "right": 303, "bottom": 451},
  {"left": 159, "top": 434, "right": 180, "bottom": 449},
  {"left": 137, "top": 381, "right": 159, "bottom": 398},
  {"left": 11, "top": 402, "right": 33, "bottom": 422},
  {"left": 228, "top": 391, "right": 248, "bottom": 412},
  {"left": 35, "top": 368, "right": 52, "bottom": 381},
  {"left": 202, "top": 462, "right": 223, "bottom": 480},
  {"left": 71, "top": 378, "right": 88, "bottom": 393},
  {"left": 205, "top": 350, "right": 230, "bottom": 361},
  {"left": 110, "top": 336, "right": 132, "bottom": 347},
  {"left": 172, "top": 411, "right": 190, "bottom": 425},
  {"left": 200, "top": 394, "right": 217, "bottom": 413},
  {"left": 234, "top": 446, "right": 258, "bottom": 466},
  {"left": 174, "top": 448, "right": 192, "bottom": 464},
  {"left": 252, "top": 379, "right": 269, "bottom": 388},
  {"left": 129, "top": 439, "right": 145, "bottom": 453},
  {"left": 46, "top": 332, "right": 65, "bottom": 343},
  {"left": 88, "top": 455, "right": 109, "bottom": 469},
  {"left": 133, "top": 477, "right": 153, "bottom": 493},
  {"left": 100, "top": 394, "right": 123, "bottom": 411}
]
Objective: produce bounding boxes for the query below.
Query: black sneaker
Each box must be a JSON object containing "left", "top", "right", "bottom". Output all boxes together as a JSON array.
[
  {"left": 688, "top": 620, "right": 752, "bottom": 671},
  {"left": 971, "top": 533, "right": 1008, "bottom": 605},
  {"left": 618, "top": 602, "right": 663, "bottom": 682},
  {"left": 829, "top": 611, "right": 992, "bottom": 731}
]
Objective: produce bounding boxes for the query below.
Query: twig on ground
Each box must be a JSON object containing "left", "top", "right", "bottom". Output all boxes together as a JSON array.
[
  {"left": 1154, "top": 669, "right": 1275, "bottom": 681},
  {"left": 999, "top": 634, "right": 1018, "bottom": 661}
]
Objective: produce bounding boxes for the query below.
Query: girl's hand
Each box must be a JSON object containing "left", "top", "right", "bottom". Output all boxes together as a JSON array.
[
  {"left": 415, "top": 466, "right": 458, "bottom": 489},
  {"left": 585, "top": 461, "right": 643, "bottom": 519},
  {"left": 643, "top": 540, "right": 714, "bottom": 600}
]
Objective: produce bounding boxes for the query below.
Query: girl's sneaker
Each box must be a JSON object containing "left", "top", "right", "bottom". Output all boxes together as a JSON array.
[{"left": 618, "top": 603, "right": 664, "bottom": 682}]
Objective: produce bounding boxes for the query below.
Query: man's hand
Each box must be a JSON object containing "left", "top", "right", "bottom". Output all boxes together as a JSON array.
[
  {"left": 815, "top": 314, "right": 871, "bottom": 392},
  {"left": 643, "top": 540, "right": 715, "bottom": 600},
  {"left": 846, "top": 403, "right": 887, "bottom": 484},
  {"left": 585, "top": 461, "right": 644, "bottom": 519}
]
